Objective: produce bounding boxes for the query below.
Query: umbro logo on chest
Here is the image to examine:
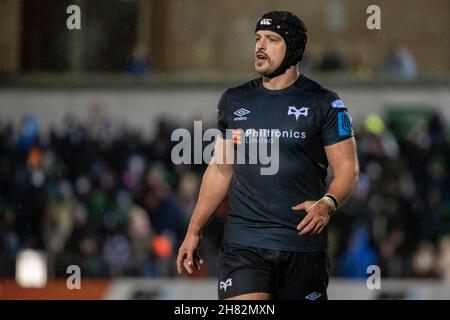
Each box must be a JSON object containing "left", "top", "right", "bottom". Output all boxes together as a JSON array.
[{"left": 233, "top": 108, "right": 251, "bottom": 121}]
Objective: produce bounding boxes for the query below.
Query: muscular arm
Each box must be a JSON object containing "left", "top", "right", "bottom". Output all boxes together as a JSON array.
[
  {"left": 177, "top": 137, "right": 234, "bottom": 274},
  {"left": 186, "top": 139, "right": 234, "bottom": 235},
  {"left": 294, "top": 137, "right": 359, "bottom": 235},
  {"left": 324, "top": 136, "right": 359, "bottom": 206}
]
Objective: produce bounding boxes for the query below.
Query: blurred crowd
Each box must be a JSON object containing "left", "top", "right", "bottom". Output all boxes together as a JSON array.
[
  {"left": 0, "top": 107, "right": 449, "bottom": 281},
  {"left": 333, "top": 112, "right": 450, "bottom": 280},
  {"left": 299, "top": 42, "right": 418, "bottom": 81}
]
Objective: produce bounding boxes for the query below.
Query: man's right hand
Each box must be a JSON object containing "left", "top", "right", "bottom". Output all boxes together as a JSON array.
[
  {"left": 175, "top": 138, "right": 233, "bottom": 275},
  {"left": 176, "top": 232, "right": 204, "bottom": 275}
]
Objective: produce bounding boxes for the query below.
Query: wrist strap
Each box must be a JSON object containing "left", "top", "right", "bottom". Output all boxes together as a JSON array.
[
  {"left": 319, "top": 196, "right": 336, "bottom": 215},
  {"left": 324, "top": 193, "right": 339, "bottom": 209}
]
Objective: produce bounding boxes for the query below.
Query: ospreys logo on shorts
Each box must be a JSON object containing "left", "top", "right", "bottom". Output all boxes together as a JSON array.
[
  {"left": 219, "top": 278, "right": 232, "bottom": 292},
  {"left": 338, "top": 112, "right": 353, "bottom": 136}
]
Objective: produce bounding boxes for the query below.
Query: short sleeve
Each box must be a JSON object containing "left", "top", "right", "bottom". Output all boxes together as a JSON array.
[
  {"left": 320, "top": 90, "right": 354, "bottom": 146},
  {"left": 217, "top": 90, "right": 230, "bottom": 139}
]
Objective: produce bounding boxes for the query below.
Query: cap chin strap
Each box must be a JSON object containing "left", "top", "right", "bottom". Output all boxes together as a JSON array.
[
  {"left": 264, "top": 64, "right": 288, "bottom": 79},
  {"left": 264, "top": 61, "right": 291, "bottom": 78},
  {"left": 264, "top": 41, "right": 298, "bottom": 78}
]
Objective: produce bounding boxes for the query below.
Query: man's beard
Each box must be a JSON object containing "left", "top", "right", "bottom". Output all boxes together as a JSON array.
[
  {"left": 255, "top": 61, "right": 272, "bottom": 76},
  {"left": 256, "top": 64, "right": 279, "bottom": 77}
]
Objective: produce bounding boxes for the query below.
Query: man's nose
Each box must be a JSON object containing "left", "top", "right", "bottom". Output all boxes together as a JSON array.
[{"left": 256, "top": 39, "right": 266, "bottom": 51}]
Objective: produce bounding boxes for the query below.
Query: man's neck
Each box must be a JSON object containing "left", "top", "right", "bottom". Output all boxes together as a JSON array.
[{"left": 262, "top": 66, "right": 300, "bottom": 90}]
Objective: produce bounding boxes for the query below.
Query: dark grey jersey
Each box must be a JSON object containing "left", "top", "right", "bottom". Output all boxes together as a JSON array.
[{"left": 217, "top": 75, "right": 354, "bottom": 251}]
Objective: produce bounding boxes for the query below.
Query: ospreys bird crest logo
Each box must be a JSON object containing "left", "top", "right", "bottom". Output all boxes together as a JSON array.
[
  {"left": 219, "top": 278, "right": 232, "bottom": 292},
  {"left": 287, "top": 106, "right": 309, "bottom": 120}
]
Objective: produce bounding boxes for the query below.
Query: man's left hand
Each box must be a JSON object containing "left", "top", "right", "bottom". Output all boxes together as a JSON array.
[{"left": 292, "top": 200, "right": 332, "bottom": 235}]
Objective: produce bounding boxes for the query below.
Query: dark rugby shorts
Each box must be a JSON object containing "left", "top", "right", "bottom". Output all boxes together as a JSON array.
[{"left": 218, "top": 243, "right": 329, "bottom": 300}]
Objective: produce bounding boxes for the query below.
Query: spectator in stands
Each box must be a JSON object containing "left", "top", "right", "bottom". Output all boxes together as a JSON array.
[
  {"left": 337, "top": 227, "right": 379, "bottom": 278},
  {"left": 316, "top": 42, "right": 346, "bottom": 72},
  {"left": 409, "top": 240, "right": 438, "bottom": 278},
  {"left": 127, "top": 44, "right": 153, "bottom": 76},
  {"left": 379, "top": 43, "right": 417, "bottom": 80},
  {"left": 0, "top": 207, "right": 20, "bottom": 276},
  {"left": 436, "top": 236, "right": 450, "bottom": 282},
  {"left": 127, "top": 205, "right": 155, "bottom": 276}
]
